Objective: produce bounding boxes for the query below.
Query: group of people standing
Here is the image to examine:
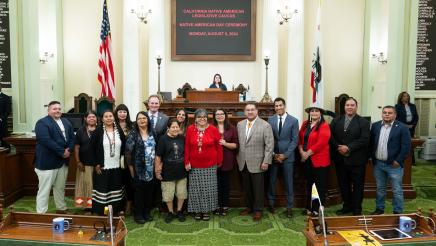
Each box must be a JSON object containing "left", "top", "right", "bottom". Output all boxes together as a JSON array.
[{"left": 33, "top": 91, "right": 416, "bottom": 224}]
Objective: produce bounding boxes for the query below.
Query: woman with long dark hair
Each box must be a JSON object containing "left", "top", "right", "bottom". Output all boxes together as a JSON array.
[
  {"left": 209, "top": 73, "right": 227, "bottom": 91},
  {"left": 125, "top": 111, "right": 156, "bottom": 224},
  {"left": 213, "top": 109, "right": 238, "bottom": 216},
  {"left": 298, "top": 106, "right": 331, "bottom": 215},
  {"left": 74, "top": 110, "right": 97, "bottom": 213},
  {"left": 175, "top": 108, "right": 188, "bottom": 136},
  {"left": 114, "top": 104, "right": 134, "bottom": 214},
  {"left": 90, "top": 110, "right": 126, "bottom": 215},
  {"left": 395, "top": 91, "right": 419, "bottom": 138}
]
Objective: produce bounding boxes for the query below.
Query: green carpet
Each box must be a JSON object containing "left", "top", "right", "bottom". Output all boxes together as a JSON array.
[{"left": 6, "top": 159, "right": 436, "bottom": 245}]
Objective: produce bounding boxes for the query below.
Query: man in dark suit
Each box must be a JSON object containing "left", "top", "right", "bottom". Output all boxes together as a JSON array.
[
  {"left": 146, "top": 94, "right": 169, "bottom": 142},
  {"left": 370, "top": 105, "right": 411, "bottom": 215},
  {"left": 330, "top": 97, "right": 370, "bottom": 215},
  {"left": 0, "top": 84, "right": 11, "bottom": 148},
  {"left": 267, "top": 97, "right": 299, "bottom": 218},
  {"left": 35, "top": 101, "right": 75, "bottom": 214},
  {"left": 237, "top": 102, "right": 274, "bottom": 221}
]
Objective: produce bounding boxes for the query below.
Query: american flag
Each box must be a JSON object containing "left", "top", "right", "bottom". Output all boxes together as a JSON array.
[{"left": 97, "top": 0, "right": 115, "bottom": 100}]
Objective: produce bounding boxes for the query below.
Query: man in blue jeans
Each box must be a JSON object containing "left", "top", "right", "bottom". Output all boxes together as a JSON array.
[
  {"left": 267, "top": 98, "right": 299, "bottom": 218},
  {"left": 370, "top": 105, "right": 411, "bottom": 215}
]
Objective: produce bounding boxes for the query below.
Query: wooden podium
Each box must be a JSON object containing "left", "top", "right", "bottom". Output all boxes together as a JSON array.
[
  {"left": 186, "top": 90, "right": 239, "bottom": 103},
  {"left": 304, "top": 210, "right": 436, "bottom": 245}
]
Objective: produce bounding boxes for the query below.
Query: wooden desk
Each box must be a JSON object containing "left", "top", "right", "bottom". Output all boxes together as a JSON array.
[
  {"left": 304, "top": 211, "right": 436, "bottom": 245},
  {"left": 159, "top": 101, "right": 275, "bottom": 119},
  {"left": 186, "top": 90, "right": 239, "bottom": 102},
  {"left": 0, "top": 135, "right": 78, "bottom": 207},
  {"left": 0, "top": 207, "right": 126, "bottom": 245},
  {"left": 363, "top": 138, "right": 424, "bottom": 199}
]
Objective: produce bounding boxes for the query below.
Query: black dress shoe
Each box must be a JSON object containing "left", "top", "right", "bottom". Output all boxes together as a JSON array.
[
  {"left": 134, "top": 217, "right": 146, "bottom": 224},
  {"left": 177, "top": 211, "right": 186, "bottom": 222},
  {"left": 310, "top": 211, "right": 319, "bottom": 217},
  {"left": 165, "top": 212, "right": 174, "bottom": 223},
  {"left": 301, "top": 209, "right": 310, "bottom": 216},
  {"left": 144, "top": 214, "right": 154, "bottom": 222},
  {"left": 268, "top": 206, "right": 276, "bottom": 214},
  {"left": 335, "top": 208, "right": 352, "bottom": 216},
  {"left": 371, "top": 209, "right": 384, "bottom": 215},
  {"left": 285, "top": 208, "right": 293, "bottom": 218}
]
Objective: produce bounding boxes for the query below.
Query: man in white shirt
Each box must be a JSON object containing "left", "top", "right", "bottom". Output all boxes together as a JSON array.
[
  {"left": 267, "top": 98, "right": 299, "bottom": 218},
  {"left": 237, "top": 103, "right": 274, "bottom": 221},
  {"left": 146, "top": 95, "right": 169, "bottom": 143},
  {"left": 34, "top": 101, "right": 75, "bottom": 213},
  {"left": 369, "top": 106, "right": 411, "bottom": 215}
]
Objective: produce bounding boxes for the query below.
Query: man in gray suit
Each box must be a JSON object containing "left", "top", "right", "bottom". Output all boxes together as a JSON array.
[
  {"left": 146, "top": 94, "right": 169, "bottom": 143},
  {"left": 267, "top": 98, "right": 299, "bottom": 218},
  {"left": 237, "top": 102, "right": 274, "bottom": 221}
]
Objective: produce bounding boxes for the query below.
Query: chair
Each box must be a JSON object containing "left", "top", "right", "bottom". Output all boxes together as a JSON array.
[
  {"left": 177, "top": 83, "right": 196, "bottom": 98},
  {"left": 95, "top": 96, "right": 115, "bottom": 117},
  {"left": 334, "top": 93, "right": 349, "bottom": 116},
  {"left": 74, "top": 93, "right": 93, "bottom": 113}
]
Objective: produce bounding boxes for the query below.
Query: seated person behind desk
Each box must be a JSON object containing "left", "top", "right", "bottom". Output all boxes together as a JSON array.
[{"left": 209, "top": 73, "right": 227, "bottom": 91}]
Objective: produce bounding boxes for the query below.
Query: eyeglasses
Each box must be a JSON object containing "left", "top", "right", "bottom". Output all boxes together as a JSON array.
[
  {"left": 197, "top": 116, "right": 207, "bottom": 119},
  {"left": 137, "top": 117, "right": 148, "bottom": 120},
  {"left": 215, "top": 113, "right": 225, "bottom": 116}
]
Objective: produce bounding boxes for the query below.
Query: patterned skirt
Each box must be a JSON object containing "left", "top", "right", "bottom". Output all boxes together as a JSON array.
[
  {"left": 74, "top": 166, "right": 93, "bottom": 208},
  {"left": 188, "top": 166, "right": 218, "bottom": 213},
  {"left": 92, "top": 168, "right": 125, "bottom": 215}
]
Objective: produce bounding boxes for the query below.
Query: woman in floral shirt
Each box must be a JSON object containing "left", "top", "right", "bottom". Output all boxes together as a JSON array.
[{"left": 125, "top": 111, "right": 156, "bottom": 224}]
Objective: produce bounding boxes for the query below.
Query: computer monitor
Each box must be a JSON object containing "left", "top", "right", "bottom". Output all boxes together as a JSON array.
[{"left": 160, "top": 92, "right": 172, "bottom": 102}]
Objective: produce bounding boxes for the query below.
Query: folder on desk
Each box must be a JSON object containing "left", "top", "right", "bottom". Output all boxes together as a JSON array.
[{"left": 337, "top": 230, "right": 381, "bottom": 246}]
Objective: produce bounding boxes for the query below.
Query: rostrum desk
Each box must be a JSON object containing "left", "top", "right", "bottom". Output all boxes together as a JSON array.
[
  {"left": 0, "top": 206, "right": 127, "bottom": 245},
  {"left": 304, "top": 210, "right": 436, "bottom": 245}
]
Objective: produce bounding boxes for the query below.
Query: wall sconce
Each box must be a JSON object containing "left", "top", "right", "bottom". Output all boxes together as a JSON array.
[
  {"left": 372, "top": 52, "right": 387, "bottom": 64},
  {"left": 39, "top": 52, "right": 54, "bottom": 64},
  {"left": 131, "top": 6, "right": 152, "bottom": 24},
  {"left": 277, "top": 5, "right": 298, "bottom": 25}
]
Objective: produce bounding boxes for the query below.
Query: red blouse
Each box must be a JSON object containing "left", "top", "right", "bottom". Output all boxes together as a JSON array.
[
  {"left": 298, "top": 120, "right": 331, "bottom": 168},
  {"left": 184, "top": 124, "right": 223, "bottom": 168}
]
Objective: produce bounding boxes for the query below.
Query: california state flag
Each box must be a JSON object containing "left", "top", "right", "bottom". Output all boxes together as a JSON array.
[{"left": 310, "top": 2, "right": 323, "bottom": 106}]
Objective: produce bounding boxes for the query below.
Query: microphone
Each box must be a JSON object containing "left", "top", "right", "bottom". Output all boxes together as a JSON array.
[
  {"left": 319, "top": 205, "right": 329, "bottom": 246},
  {"left": 311, "top": 183, "right": 328, "bottom": 245},
  {"left": 108, "top": 205, "right": 114, "bottom": 246}
]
